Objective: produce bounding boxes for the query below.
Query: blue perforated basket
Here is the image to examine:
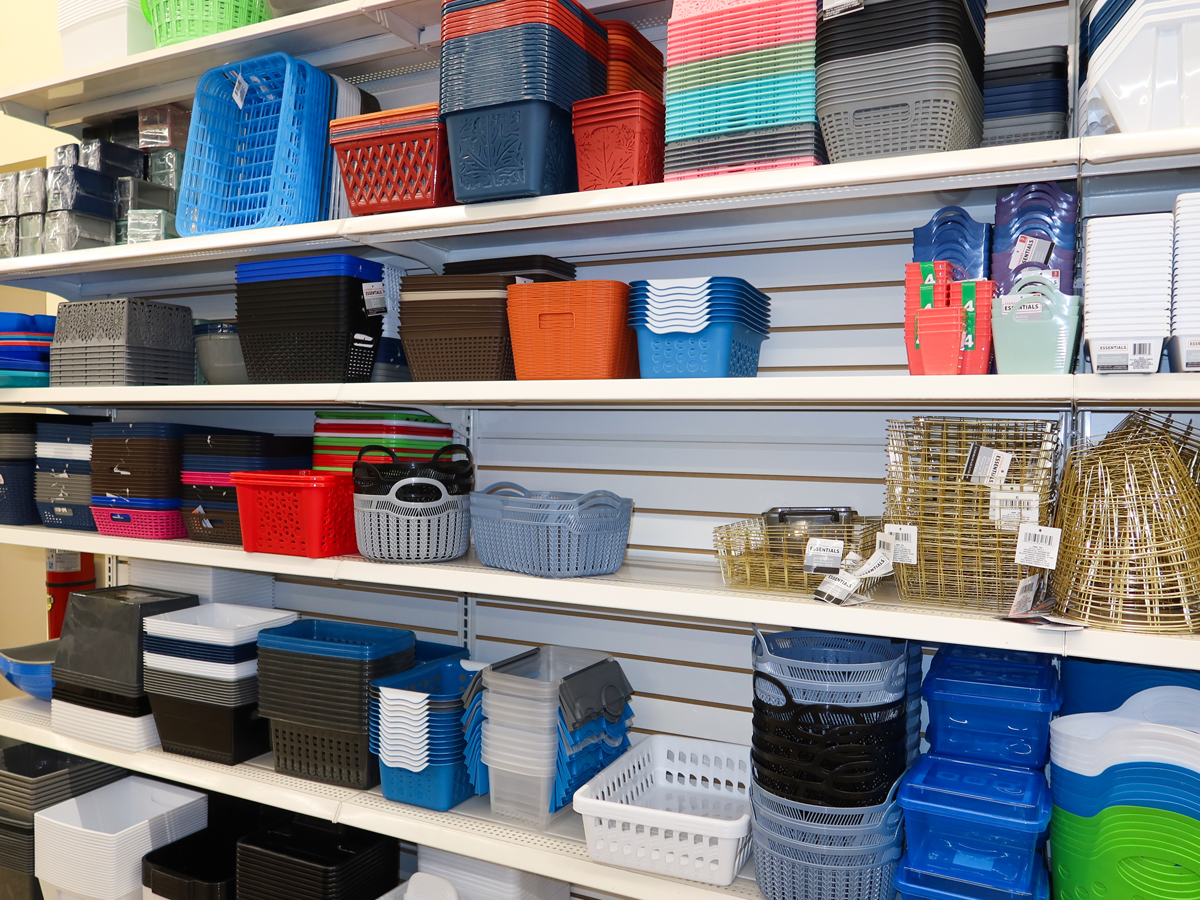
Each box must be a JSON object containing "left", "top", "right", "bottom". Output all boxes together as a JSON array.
[
  {"left": 177, "top": 53, "right": 333, "bottom": 235},
  {"left": 0, "top": 461, "right": 37, "bottom": 526},
  {"left": 37, "top": 501, "right": 97, "bottom": 532},
  {"left": 635, "top": 322, "right": 767, "bottom": 378}
]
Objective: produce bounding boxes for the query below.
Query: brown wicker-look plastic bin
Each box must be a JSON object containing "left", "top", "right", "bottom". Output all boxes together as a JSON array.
[{"left": 398, "top": 274, "right": 517, "bottom": 381}]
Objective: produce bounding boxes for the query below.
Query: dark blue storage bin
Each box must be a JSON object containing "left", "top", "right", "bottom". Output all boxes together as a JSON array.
[
  {"left": 895, "top": 851, "right": 1049, "bottom": 900},
  {"left": 445, "top": 100, "right": 577, "bottom": 203},
  {"left": 258, "top": 619, "right": 415, "bottom": 660},
  {"left": 37, "top": 500, "right": 97, "bottom": 531},
  {"left": 0, "top": 461, "right": 37, "bottom": 526},
  {"left": 1061, "top": 657, "right": 1200, "bottom": 715},
  {"left": 923, "top": 655, "right": 1061, "bottom": 767}
]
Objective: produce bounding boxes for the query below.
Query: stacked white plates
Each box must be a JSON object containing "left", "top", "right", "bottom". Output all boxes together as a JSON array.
[
  {"left": 417, "top": 847, "right": 568, "bottom": 900},
  {"left": 35, "top": 776, "right": 206, "bottom": 900},
  {"left": 127, "top": 561, "right": 275, "bottom": 607},
  {"left": 1083, "top": 212, "right": 1174, "bottom": 370},
  {"left": 143, "top": 604, "right": 295, "bottom": 645},
  {"left": 50, "top": 701, "right": 159, "bottom": 752}
]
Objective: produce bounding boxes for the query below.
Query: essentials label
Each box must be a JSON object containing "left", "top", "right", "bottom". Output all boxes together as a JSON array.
[
  {"left": 1013, "top": 302, "right": 1045, "bottom": 322},
  {"left": 1094, "top": 341, "right": 1158, "bottom": 373},
  {"left": 822, "top": 0, "right": 865, "bottom": 18},
  {"left": 814, "top": 571, "right": 862, "bottom": 605},
  {"left": 964, "top": 443, "right": 1013, "bottom": 487},
  {"left": 1184, "top": 338, "right": 1200, "bottom": 370},
  {"left": 1009, "top": 234, "right": 1054, "bottom": 267},
  {"left": 363, "top": 282, "right": 386, "bottom": 316},
  {"left": 804, "top": 538, "right": 845, "bottom": 574}
]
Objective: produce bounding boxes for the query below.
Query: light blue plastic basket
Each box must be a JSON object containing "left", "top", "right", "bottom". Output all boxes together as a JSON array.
[
  {"left": 177, "top": 52, "right": 333, "bottom": 235},
  {"left": 666, "top": 71, "right": 817, "bottom": 141},
  {"left": 635, "top": 322, "right": 767, "bottom": 378}
]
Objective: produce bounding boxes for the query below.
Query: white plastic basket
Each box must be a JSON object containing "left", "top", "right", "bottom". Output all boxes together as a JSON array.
[
  {"left": 572, "top": 735, "right": 753, "bottom": 885},
  {"left": 354, "top": 479, "right": 470, "bottom": 563}
]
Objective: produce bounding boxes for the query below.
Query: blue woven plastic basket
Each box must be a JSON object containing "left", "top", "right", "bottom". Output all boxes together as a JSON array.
[
  {"left": 37, "top": 501, "right": 97, "bottom": 532},
  {"left": 177, "top": 52, "right": 333, "bottom": 235}
]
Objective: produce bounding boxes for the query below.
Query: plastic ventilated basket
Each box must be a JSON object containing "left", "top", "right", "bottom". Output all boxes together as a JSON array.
[
  {"left": 182, "top": 507, "right": 243, "bottom": 545},
  {"left": 634, "top": 322, "right": 767, "bottom": 378},
  {"left": 380, "top": 759, "right": 475, "bottom": 812},
  {"left": 330, "top": 111, "right": 455, "bottom": 215},
  {"left": 269, "top": 717, "right": 379, "bottom": 789},
  {"left": 752, "top": 628, "right": 908, "bottom": 707},
  {"left": 230, "top": 470, "right": 356, "bottom": 558},
  {"left": 90, "top": 506, "right": 187, "bottom": 539},
  {"left": 142, "top": 0, "right": 271, "bottom": 47},
  {"left": 752, "top": 825, "right": 901, "bottom": 900},
  {"left": 573, "top": 735, "right": 753, "bottom": 885},
  {"left": 818, "top": 90, "right": 981, "bottom": 162},
  {"left": 0, "top": 462, "right": 37, "bottom": 526},
  {"left": 470, "top": 483, "right": 632, "bottom": 578},
  {"left": 177, "top": 52, "right": 332, "bottom": 234},
  {"left": 354, "top": 478, "right": 471, "bottom": 563},
  {"left": 37, "top": 501, "right": 97, "bottom": 532}
]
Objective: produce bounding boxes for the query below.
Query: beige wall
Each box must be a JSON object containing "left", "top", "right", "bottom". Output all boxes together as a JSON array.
[{"left": 0, "top": 0, "right": 72, "bottom": 686}]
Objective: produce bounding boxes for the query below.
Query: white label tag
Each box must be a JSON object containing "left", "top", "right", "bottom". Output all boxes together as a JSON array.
[
  {"left": 883, "top": 524, "right": 918, "bottom": 564},
  {"left": 1094, "top": 340, "right": 1158, "bottom": 374},
  {"left": 804, "top": 538, "right": 845, "bottom": 574},
  {"left": 1009, "top": 234, "right": 1054, "bottom": 267},
  {"left": 1014, "top": 302, "right": 1045, "bottom": 322},
  {"left": 964, "top": 443, "right": 1013, "bottom": 487},
  {"left": 232, "top": 73, "right": 249, "bottom": 109},
  {"left": 843, "top": 550, "right": 864, "bottom": 570},
  {"left": 1015, "top": 523, "right": 1062, "bottom": 568},
  {"left": 990, "top": 490, "right": 1040, "bottom": 532},
  {"left": 45, "top": 550, "right": 81, "bottom": 572},
  {"left": 362, "top": 281, "right": 386, "bottom": 316},
  {"left": 1008, "top": 573, "right": 1042, "bottom": 617},
  {"left": 822, "top": 0, "right": 864, "bottom": 17},
  {"left": 53, "top": 506, "right": 73, "bottom": 517},
  {"left": 1186, "top": 338, "right": 1200, "bottom": 370},
  {"left": 849, "top": 548, "right": 894, "bottom": 580},
  {"left": 813, "top": 571, "right": 863, "bottom": 605}
]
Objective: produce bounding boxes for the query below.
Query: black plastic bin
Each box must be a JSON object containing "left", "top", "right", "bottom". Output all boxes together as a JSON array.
[{"left": 148, "top": 694, "right": 270, "bottom": 766}]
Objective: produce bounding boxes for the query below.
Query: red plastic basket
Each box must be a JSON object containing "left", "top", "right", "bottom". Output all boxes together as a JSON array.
[
  {"left": 230, "top": 470, "right": 356, "bottom": 558},
  {"left": 91, "top": 507, "right": 188, "bottom": 540},
  {"left": 573, "top": 92, "right": 665, "bottom": 190}
]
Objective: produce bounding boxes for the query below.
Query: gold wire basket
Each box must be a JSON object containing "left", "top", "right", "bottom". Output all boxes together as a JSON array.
[
  {"left": 884, "top": 416, "right": 1060, "bottom": 614},
  {"left": 1051, "top": 417, "right": 1200, "bottom": 633},
  {"left": 714, "top": 515, "right": 884, "bottom": 595}
]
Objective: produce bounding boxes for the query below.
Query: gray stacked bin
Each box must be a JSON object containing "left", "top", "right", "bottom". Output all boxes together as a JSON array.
[{"left": 49, "top": 299, "right": 194, "bottom": 386}]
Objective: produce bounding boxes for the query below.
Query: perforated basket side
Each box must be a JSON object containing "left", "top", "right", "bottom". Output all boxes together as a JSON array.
[
  {"left": 145, "top": 0, "right": 271, "bottom": 47},
  {"left": 239, "top": 330, "right": 378, "bottom": 383},
  {"left": 401, "top": 333, "right": 515, "bottom": 381},
  {"left": 353, "top": 494, "right": 471, "bottom": 562},
  {"left": 818, "top": 89, "right": 981, "bottom": 162},
  {"left": 269, "top": 718, "right": 379, "bottom": 789},
  {"left": 472, "top": 514, "right": 630, "bottom": 578},
  {"left": 51, "top": 299, "right": 194, "bottom": 351}
]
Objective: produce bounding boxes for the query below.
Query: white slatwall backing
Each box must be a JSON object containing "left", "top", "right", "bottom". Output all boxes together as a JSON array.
[{"left": 274, "top": 578, "right": 465, "bottom": 646}]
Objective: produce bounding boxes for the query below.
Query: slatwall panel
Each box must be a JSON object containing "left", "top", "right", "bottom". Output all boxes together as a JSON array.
[{"left": 274, "top": 579, "right": 465, "bottom": 645}]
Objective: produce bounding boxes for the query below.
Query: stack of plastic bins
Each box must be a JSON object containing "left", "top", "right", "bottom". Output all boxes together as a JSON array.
[
  {"left": 1049, "top": 686, "right": 1200, "bottom": 898},
  {"left": 418, "top": 846, "right": 569, "bottom": 900},
  {"left": 438, "top": 0, "right": 608, "bottom": 202},
  {"left": 49, "top": 298, "right": 194, "bottom": 387},
  {"left": 236, "top": 817, "right": 399, "bottom": 900},
  {"left": 913, "top": 207, "right": 992, "bottom": 281},
  {"left": 230, "top": 469, "right": 358, "bottom": 558},
  {"left": 0, "top": 414, "right": 38, "bottom": 526},
  {"left": 508, "top": 280, "right": 638, "bottom": 378},
  {"left": 398, "top": 275, "right": 518, "bottom": 381},
  {"left": 90, "top": 422, "right": 187, "bottom": 539},
  {"left": 0, "top": 641, "right": 58, "bottom": 700},
  {"left": 478, "top": 646, "right": 634, "bottom": 829},
  {"left": 749, "top": 629, "right": 909, "bottom": 900},
  {"left": 991, "top": 182, "right": 1078, "bottom": 296},
  {"left": 664, "top": 0, "right": 821, "bottom": 179},
  {"left": 142, "top": 0, "right": 270, "bottom": 48},
  {"left": 143, "top": 604, "right": 298, "bottom": 764},
  {"left": 602, "top": 21, "right": 663, "bottom": 99},
  {"left": 177, "top": 53, "right": 333, "bottom": 234},
  {"left": 903, "top": 261, "right": 951, "bottom": 376},
  {"left": 0, "top": 174, "right": 13, "bottom": 257},
  {"left": 181, "top": 430, "right": 312, "bottom": 545},
  {"left": 982, "top": 48, "right": 1069, "bottom": 146},
  {"left": 35, "top": 777, "right": 207, "bottom": 900},
  {"left": 331, "top": 105, "right": 455, "bottom": 216},
  {"left": 44, "top": 165, "right": 117, "bottom": 254},
  {"left": 816, "top": 0, "right": 985, "bottom": 161},
  {"left": 951, "top": 279, "right": 995, "bottom": 375},
  {"left": 353, "top": 444, "right": 474, "bottom": 563},
  {"left": 443, "top": 255, "right": 576, "bottom": 281},
  {"left": 51, "top": 586, "right": 199, "bottom": 751},
  {"left": 127, "top": 560, "right": 276, "bottom": 607},
  {"left": 470, "top": 483, "right": 633, "bottom": 578},
  {"left": 17, "top": 169, "right": 46, "bottom": 257},
  {"left": 1060, "top": 656, "right": 1200, "bottom": 715},
  {"left": 235, "top": 255, "right": 385, "bottom": 384},
  {"left": 35, "top": 417, "right": 98, "bottom": 531},
  {"left": 0, "top": 313, "right": 54, "bottom": 386},
  {"left": 628, "top": 277, "right": 771, "bottom": 378},
  {"left": 256, "top": 620, "right": 417, "bottom": 789},
  {"left": 371, "top": 655, "right": 478, "bottom": 810},
  {"left": 572, "top": 92, "right": 665, "bottom": 190},
  {"left": 314, "top": 410, "right": 454, "bottom": 473}
]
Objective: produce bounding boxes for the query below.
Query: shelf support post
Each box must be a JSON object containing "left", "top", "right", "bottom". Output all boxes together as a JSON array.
[{"left": 360, "top": 6, "right": 436, "bottom": 58}]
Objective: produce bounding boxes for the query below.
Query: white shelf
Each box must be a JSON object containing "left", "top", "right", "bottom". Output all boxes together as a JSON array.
[{"left": 0, "top": 698, "right": 761, "bottom": 900}]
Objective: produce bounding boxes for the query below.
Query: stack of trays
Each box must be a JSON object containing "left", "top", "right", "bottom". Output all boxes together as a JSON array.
[
  {"left": 602, "top": 20, "right": 663, "bottom": 100},
  {"left": 1083, "top": 212, "right": 1174, "bottom": 372},
  {"left": 35, "top": 417, "right": 99, "bottom": 531},
  {"left": 127, "top": 559, "right": 276, "bottom": 607},
  {"left": 0, "top": 641, "right": 57, "bottom": 701},
  {"left": 44, "top": 165, "right": 118, "bottom": 254},
  {"left": 438, "top": 0, "right": 607, "bottom": 202},
  {"left": 236, "top": 817, "right": 399, "bottom": 900},
  {"left": 314, "top": 410, "right": 452, "bottom": 473},
  {"left": 982, "top": 48, "right": 1069, "bottom": 146},
  {"left": 0, "top": 414, "right": 38, "bottom": 526},
  {"left": 816, "top": 0, "right": 985, "bottom": 161},
  {"left": 0, "top": 313, "right": 54, "bottom": 387},
  {"left": 628, "top": 277, "right": 771, "bottom": 378},
  {"left": 235, "top": 255, "right": 385, "bottom": 384},
  {"left": 399, "top": 275, "right": 519, "bottom": 381},
  {"left": 417, "top": 846, "right": 569, "bottom": 900},
  {"left": 181, "top": 430, "right": 312, "bottom": 544},
  {"left": 665, "top": 0, "right": 820, "bottom": 178},
  {"left": 913, "top": 206, "right": 992, "bottom": 280},
  {"left": 1171, "top": 192, "right": 1200, "bottom": 372},
  {"left": 371, "top": 656, "right": 477, "bottom": 810},
  {"left": 991, "top": 182, "right": 1078, "bottom": 296},
  {"left": 143, "top": 604, "right": 298, "bottom": 765},
  {"left": 90, "top": 422, "right": 187, "bottom": 539},
  {"left": 35, "top": 777, "right": 207, "bottom": 900},
  {"left": 442, "top": 255, "right": 575, "bottom": 281},
  {"left": 257, "top": 620, "right": 417, "bottom": 789},
  {"left": 49, "top": 298, "right": 193, "bottom": 386},
  {"left": 51, "top": 585, "right": 199, "bottom": 751}
]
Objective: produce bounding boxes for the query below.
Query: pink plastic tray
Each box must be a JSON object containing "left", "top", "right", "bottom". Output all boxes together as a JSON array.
[
  {"left": 667, "top": 0, "right": 817, "bottom": 66},
  {"left": 92, "top": 507, "right": 188, "bottom": 539},
  {"left": 665, "top": 155, "right": 822, "bottom": 180},
  {"left": 181, "top": 472, "right": 234, "bottom": 486},
  {"left": 670, "top": 0, "right": 765, "bottom": 22}
]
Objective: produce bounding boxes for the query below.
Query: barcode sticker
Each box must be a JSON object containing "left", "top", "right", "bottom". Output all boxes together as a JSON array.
[
  {"left": 232, "top": 73, "right": 249, "bottom": 109},
  {"left": 53, "top": 506, "right": 73, "bottom": 517},
  {"left": 964, "top": 443, "right": 1013, "bottom": 487},
  {"left": 1094, "top": 340, "right": 1158, "bottom": 374},
  {"left": 362, "top": 282, "right": 386, "bottom": 316},
  {"left": 1009, "top": 234, "right": 1054, "bottom": 267},
  {"left": 813, "top": 571, "right": 863, "bottom": 605},
  {"left": 1015, "top": 523, "right": 1062, "bottom": 568},
  {"left": 804, "top": 538, "right": 845, "bottom": 574},
  {"left": 875, "top": 532, "right": 894, "bottom": 562},
  {"left": 45, "top": 550, "right": 81, "bottom": 572},
  {"left": 883, "top": 524, "right": 917, "bottom": 564},
  {"left": 990, "top": 490, "right": 1040, "bottom": 531},
  {"left": 1008, "top": 573, "right": 1042, "bottom": 617}
]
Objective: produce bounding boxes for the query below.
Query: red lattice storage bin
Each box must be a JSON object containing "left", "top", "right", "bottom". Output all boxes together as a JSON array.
[
  {"left": 230, "top": 470, "right": 356, "bottom": 558},
  {"left": 330, "top": 104, "right": 455, "bottom": 216}
]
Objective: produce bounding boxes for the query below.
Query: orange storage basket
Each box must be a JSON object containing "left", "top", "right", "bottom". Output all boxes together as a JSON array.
[{"left": 507, "top": 281, "right": 638, "bottom": 379}]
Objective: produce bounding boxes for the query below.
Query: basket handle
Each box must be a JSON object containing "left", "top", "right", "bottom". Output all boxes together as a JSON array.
[
  {"left": 574, "top": 489, "right": 625, "bottom": 509},
  {"left": 481, "top": 482, "right": 529, "bottom": 497},
  {"left": 387, "top": 477, "right": 451, "bottom": 504},
  {"left": 141, "top": 0, "right": 150, "bottom": 22},
  {"left": 431, "top": 443, "right": 473, "bottom": 474},
  {"left": 751, "top": 625, "right": 768, "bottom": 665},
  {"left": 357, "top": 445, "right": 401, "bottom": 466}
]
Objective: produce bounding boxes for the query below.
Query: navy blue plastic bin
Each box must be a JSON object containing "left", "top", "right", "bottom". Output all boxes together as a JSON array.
[
  {"left": 143, "top": 634, "right": 257, "bottom": 663},
  {"left": 1060, "top": 657, "right": 1200, "bottom": 715},
  {"left": 258, "top": 619, "right": 415, "bottom": 660},
  {"left": 0, "top": 462, "right": 37, "bottom": 526},
  {"left": 37, "top": 500, "right": 97, "bottom": 532}
]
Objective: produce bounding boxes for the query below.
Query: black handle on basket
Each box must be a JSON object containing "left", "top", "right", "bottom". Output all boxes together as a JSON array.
[
  {"left": 356, "top": 445, "right": 402, "bottom": 466},
  {"left": 430, "top": 443, "right": 473, "bottom": 475}
]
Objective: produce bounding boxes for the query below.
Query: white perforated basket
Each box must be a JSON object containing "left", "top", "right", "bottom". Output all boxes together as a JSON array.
[
  {"left": 572, "top": 735, "right": 753, "bottom": 885},
  {"left": 353, "top": 479, "right": 470, "bottom": 563}
]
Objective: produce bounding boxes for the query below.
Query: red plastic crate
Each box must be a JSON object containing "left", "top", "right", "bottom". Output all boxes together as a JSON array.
[
  {"left": 230, "top": 470, "right": 356, "bottom": 559},
  {"left": 573, "top": 92, "right": 665, "bottom": 190}
]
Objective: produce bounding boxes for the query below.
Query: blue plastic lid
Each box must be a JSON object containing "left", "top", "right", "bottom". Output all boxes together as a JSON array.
[
  {"left": 894, "top": 853, "right": 1048, "bottom": 900},
  {"left": 931, "top": 646, "right": 1054, "bottom": 670},
  {"left": 235, "top": 254, "right": 384, "bottom": 285},
  {"left": 898, "top": 754, "right": 1051, "bottom": 831},
  {"left": 91, "top": 496, "right": 181, "bottom": 509},
  {"left": 923, "top": 657, "right": 1062, "bottom": 711},
  {"left": 257, "top": 619, "right": 415, "bottom": 660}
]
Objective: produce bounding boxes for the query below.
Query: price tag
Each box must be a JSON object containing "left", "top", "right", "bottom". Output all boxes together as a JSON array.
[
  {"left": 45, "top": 550, "right": 81, "bottom": 572},
  {"left": 1183, "top": 338, "right": 1200, "bottom": 370},
  {"left": 804, "top": 538, "right": 845, "bottom": 574},
  {"left": 849, "top": 548, "right": 894, "bottom": 580},
  {"left": 52, "top": 507, "right": 73, "bottom": 517},
  {"left": 822, "top": 0, "right": 864, "bottom": 18},
  {"left": 990, "top": 490, "right": 1040, "bottom": 532},
  {"left": 813, "top": 571, "right": 863, "bottom": 605},
  {"left": 964, "top": 443, "right": 1013, "bottom": 487},
  {"left": 883, "top": 524, "right": 917, "bottom": 564},
  {"left": 1008, "top": 573, "right": 1042, "bottom": 617},
  {"left": 194, "top": 504, "right": 214, "bottom": 530},
  {"left": 362, "top": 281, "right": 386, "bottom": 316},
  {"left": 1015, "top": 523, "right": 1062, "bottom": 569},
  {"left": 1094, "top": 340, "right": 1158, "bottom": 374},
  {"left": 1009, "top": 234, "right": 1054, "bottom": 267},
  {"left": 232, "top": 73, "right": 250, "bottom": 109},
  {"left": 875, "top": 532, "right": 894, "bottom": 561}
]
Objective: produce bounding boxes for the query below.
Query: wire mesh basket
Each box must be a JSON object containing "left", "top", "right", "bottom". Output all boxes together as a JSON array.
[
  {"left": 884, "top": 416, "right": 1060, "bottom": 613},
  {"left": 715, "top": 516, "right": 884, "bottom": 595}
]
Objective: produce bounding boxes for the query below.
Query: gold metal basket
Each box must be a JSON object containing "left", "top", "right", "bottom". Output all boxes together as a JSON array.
[{"left": 884, "top": 416, "right": 1060, "bottom": 614}]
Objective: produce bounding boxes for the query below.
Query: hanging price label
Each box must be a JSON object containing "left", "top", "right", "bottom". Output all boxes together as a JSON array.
[
  {"left": 804, "top": 538, "right": 845, "bottom": 574},
  {"left": 362, "top": 282, "right": 386, "bottom": 316},
  {"left": 45, "top": 550, "right": 81, "bottom": 572},
  {"left": 232, "top": 73, "right": 250, "bottom": 109},
  {"left": 883, "top": 524, "right": 918, "bottom": 564},
  {"left": 1015, "top": 523, "right": 1062, "bottom": 568},
  {"left": 964, "top": 443, "right": 1013, "bottom": 487},
  {"left": 814, "top": 571, "right": 863, "bottom": 605}
]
